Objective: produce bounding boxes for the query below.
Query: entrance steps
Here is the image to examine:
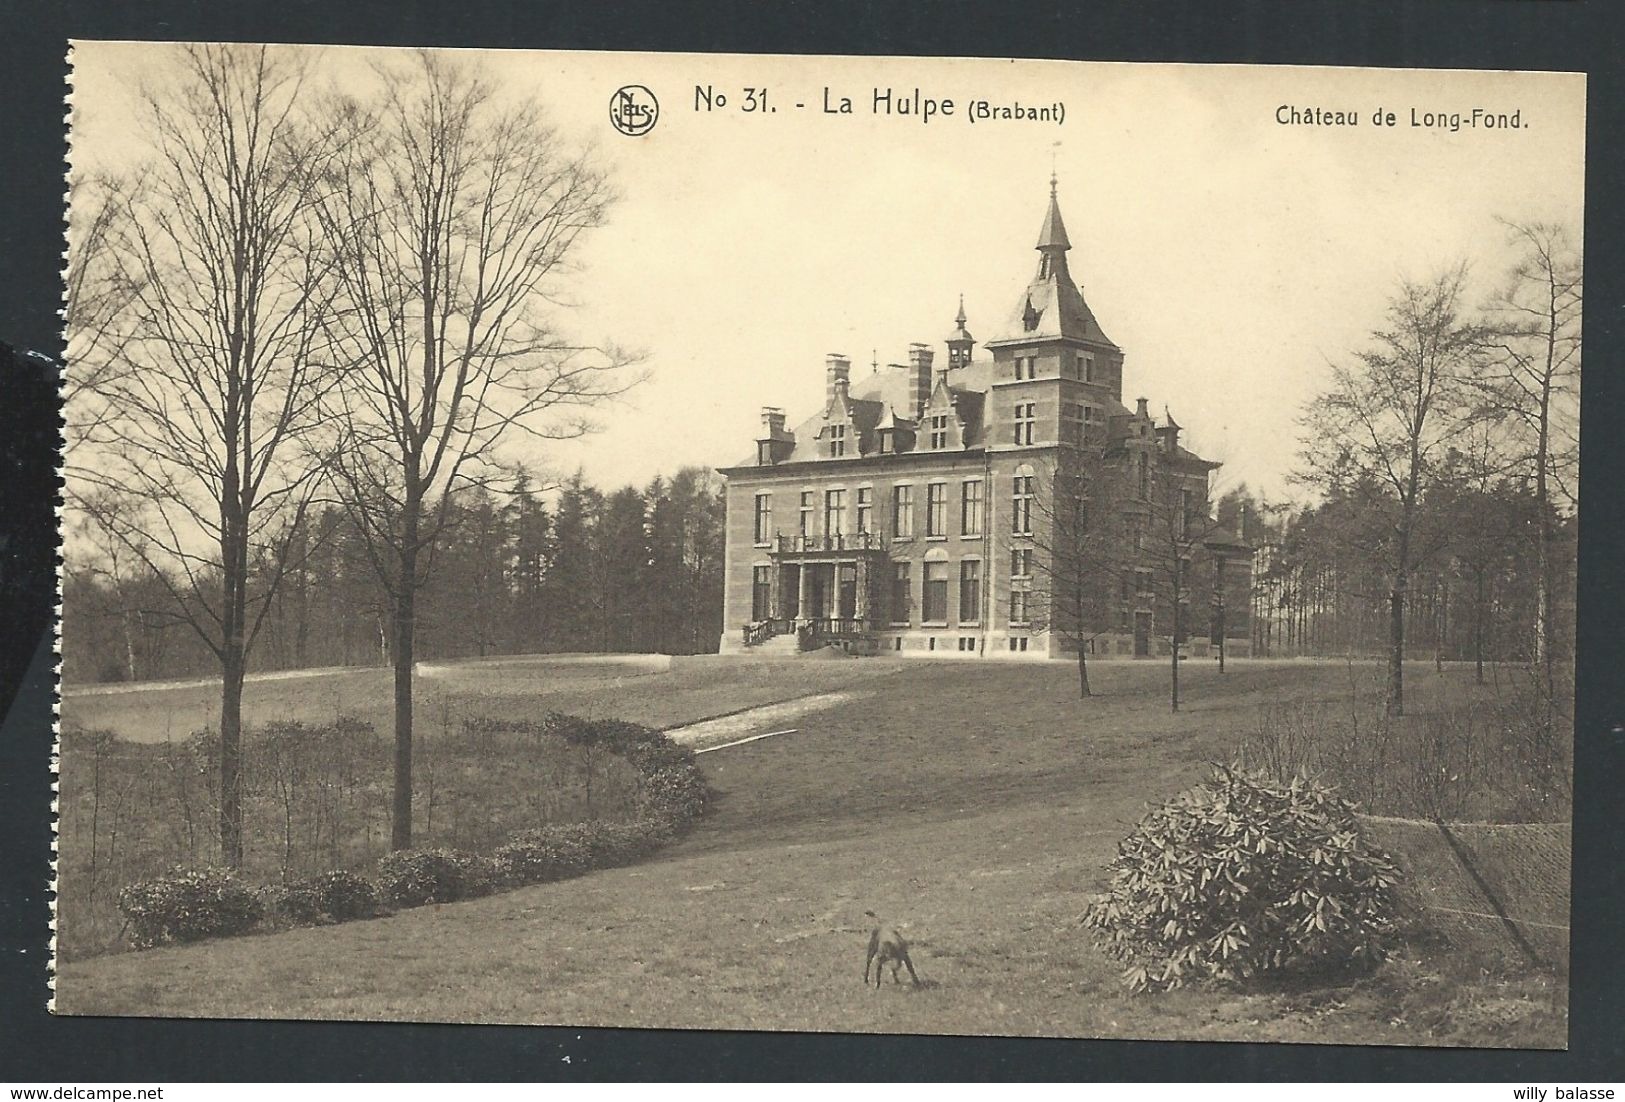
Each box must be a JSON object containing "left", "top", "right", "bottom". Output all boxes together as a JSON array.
[{"left": 750, "top": 632, "right": 803, "bottom": 657}]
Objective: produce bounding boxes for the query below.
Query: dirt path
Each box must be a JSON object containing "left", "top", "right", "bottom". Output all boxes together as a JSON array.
[{"left": 664, "top": 691, "right": 861, "bottom": 752}]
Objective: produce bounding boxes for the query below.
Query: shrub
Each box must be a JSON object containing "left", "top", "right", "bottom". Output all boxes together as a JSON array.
[
  {"left": 638, "top": 764, "right": 709, "bottom": 825},
  {"left": 116, "top": 866, "right": 264, "bottom": 949},
  {"left": 375, "top": 849, "right": 497, "bottom": 908},
  {"left": 578, "top": 819, "right": 663, "bottom": 866},
  {"left": 275, "top": 870, "right": 380, "bottom": 924},
  {"left": 1082, "top": 765, "right": 1402, "bottom": 993},
  {"left": 270, "top": 880, "right": 326, "bottom": 925},
  {"left": 493, "top": 826, "right": 594, "bottom": 887}
]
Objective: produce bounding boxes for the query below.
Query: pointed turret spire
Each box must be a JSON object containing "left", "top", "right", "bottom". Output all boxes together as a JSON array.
[
  {"left": 946, "top": 293, "right": 975, "bottom": 368},
  {"left": 1036, "top": 172, "right": 1071, "bottom": 252},
  {"left": 987, "top": 173, "right": 1114, "bottom": 351}
]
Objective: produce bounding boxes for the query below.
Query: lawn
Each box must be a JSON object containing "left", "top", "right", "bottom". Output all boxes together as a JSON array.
[
  {"left": 60, "top": 653, "right": 908, "bottom": 744},
  {"left": 53, "top": 656, "right": 1568, "bottom": 1047}
]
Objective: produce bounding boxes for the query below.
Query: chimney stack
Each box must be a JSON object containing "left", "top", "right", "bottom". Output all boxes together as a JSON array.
[
  {"left": 761, "top": 406, "right": 787, "bottom": 436},
  {"left": 1135, "top": 396, "right": 1149, "bottom": 418},
  {"left": 825, "top": 353, "right": 852, "bottom": 410},
  {"left": 908, "top": 343, "right": 934, "bottom": 418}
]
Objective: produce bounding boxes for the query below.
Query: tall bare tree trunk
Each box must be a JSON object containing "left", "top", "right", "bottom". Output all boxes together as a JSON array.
[
  {"left": 1170, "top": 589, "right": 1181, "bottom": 714},
  {"left": 391, "top": 509, "right": 420, "bottom": 852},
  {"left": 1474, "top": 567, "right": 1486, "bottom": 685},
  {"left": 1388, "top": 571, "right": 1406, "bottom": 717},
  {"left": 219, "top": 441, "right": 248, "bottom": 866}
]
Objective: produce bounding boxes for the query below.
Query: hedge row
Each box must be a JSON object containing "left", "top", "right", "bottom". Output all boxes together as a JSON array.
[{"left": 115, "top": 713, "right": 710, "bottom": 950}]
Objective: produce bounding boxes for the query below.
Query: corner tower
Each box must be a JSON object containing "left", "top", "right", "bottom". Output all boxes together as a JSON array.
[{"left": 984, "top": 175, "right": 1124, "bottom": 403}]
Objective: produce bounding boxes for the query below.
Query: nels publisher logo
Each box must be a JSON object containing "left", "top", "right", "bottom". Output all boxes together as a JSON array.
[{"left": 610, "top": 85, "right": 659, "bottom": 136}]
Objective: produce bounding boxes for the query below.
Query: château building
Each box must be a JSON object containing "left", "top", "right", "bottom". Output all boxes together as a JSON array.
[{"left": 718, "top": 180, "right": 1252, "bottom": 659}]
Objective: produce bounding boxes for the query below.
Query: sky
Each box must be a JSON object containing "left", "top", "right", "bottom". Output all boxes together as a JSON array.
[{"left": 68, "top": 45, "right": 1586, "bottom": 504}]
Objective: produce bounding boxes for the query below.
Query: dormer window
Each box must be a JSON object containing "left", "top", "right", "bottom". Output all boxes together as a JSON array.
[
  {"left": 929, "top": 414, "right": 949, "bottom": 449},
  {"left": 829, "top": 424, "right": 847, "bottom": 457}
]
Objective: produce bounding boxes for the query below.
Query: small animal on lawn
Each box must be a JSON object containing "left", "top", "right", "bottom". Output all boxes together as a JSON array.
[{"left": 863, "top": 910, "right": 920, "bottom": 989}]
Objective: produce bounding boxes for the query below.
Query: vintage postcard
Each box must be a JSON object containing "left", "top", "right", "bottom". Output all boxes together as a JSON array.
[{"left": 55, "top": 44, "right": 1582, "bottom": 1048}]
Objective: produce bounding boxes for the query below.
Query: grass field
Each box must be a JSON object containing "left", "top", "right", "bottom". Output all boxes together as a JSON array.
[
  {"left": 61, "top": 653, "right": 907, "bottom": 743},
  {"left": 53, "top": 656, "right": 1568, "bottom": 1047}
]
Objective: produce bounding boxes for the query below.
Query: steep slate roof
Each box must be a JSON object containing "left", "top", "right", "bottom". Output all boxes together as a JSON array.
[
  {"left": 991, "top": 184, "right": 1116, "bottom": 348},
  {"left": 730, "top": 183, "right": 1230, "bottom": 471},
  {"left": 738, "top": 357, "right": 1002, "bottom": 466}
]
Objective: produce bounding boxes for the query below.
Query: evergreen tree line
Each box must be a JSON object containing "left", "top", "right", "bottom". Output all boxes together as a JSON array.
[
  {"left": 63, "top": 468, "right": 726, "bottom": 685},
  {"left": 1223, "top": 472, "right": 1574, "bottom": 673}
]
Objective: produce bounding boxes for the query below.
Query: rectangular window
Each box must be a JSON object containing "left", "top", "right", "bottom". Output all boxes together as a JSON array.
[
  {"left": 1008, "top": 636, "right": 1029, "bottom": 652},
  {"left": 856, "top": 487, "right": 873, "bottom": 534},
  {"left": 1179, "top": 488, "right": 1194, "bottom": 538},
  {"left": 1011, "top": 547, "right": 1033, "bottom": 578},
  {"left": 930, "top": 414, "right": 949, "bottom": 449},
  {"left": 1011, "top": 474, "right": 1033, "bottom": 535},
  {"left": 829, "top": 424, "right": 847, "bottom": 458},
  {"left": 1015, "top": 355, "right": 1039, "bottom": 381},
  {"left": 923, "top": 561, "right": 949, "bottom": 623},
  {"left": 752, "top": 565, "right": 772, "bottom": 620},
  {"left": 926, "top": 481, "right": 947, "bottom": 537},
  {"left": 891, "top": 561, "right": 912, "bottom": 623},
  {"left": 1136, "top": 567, "right": 1153, "bottom": 596},
  {"left": 959, "top": 560, "right": 981, "bottom": 624},
  {"left": 1083, "top": 404, "right": 1101, "bottom": 443},
  {"left": 799, "top": 490, "right": 815, "bottom": 537},
  {"left": 1061, "top": 402, "right": 1084, "bottom": 445},
  {"left": 753, "top": 492, "right": 772, "bottom": 545},
  {"left": 824, "top": 488, "right": 846, "bottom": 536},
  {"left": 1010, "top": 586, "right": 1030, "bottom": 625},
  {"left": 1014, "top": 402, "right": 1036, "bottom": 445},
  {"left": 892, "top": 484, "right": 914, "bottom": 538},
  {"left": 960, "top": 479, "right": 984, "bottom": 536},
  {"left": 959, "top": 636, "right": 976, "bottom": 652},
  {"left": 1085, "top": 355, "right": 1096, "bottom": 383}
]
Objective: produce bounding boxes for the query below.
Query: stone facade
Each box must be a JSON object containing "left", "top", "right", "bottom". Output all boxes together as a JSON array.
[{"left": 719, "top": 181, "right": 1253, "bottom": 659}]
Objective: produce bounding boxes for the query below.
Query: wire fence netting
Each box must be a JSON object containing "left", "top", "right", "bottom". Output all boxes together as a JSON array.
[{"left": 1359, "top": 814, "right": 1570, "bottom": 972}]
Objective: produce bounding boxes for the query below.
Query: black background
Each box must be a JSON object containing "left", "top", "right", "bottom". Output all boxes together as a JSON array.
[{"left": 3, "top": 0, "right": 1622, "bottom": 1082}]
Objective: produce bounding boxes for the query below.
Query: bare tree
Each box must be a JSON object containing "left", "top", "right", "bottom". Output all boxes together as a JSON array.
[
  {"left": 1299, "top": 267, "right": 1482, "bottom": 716},
  {"left": 1476, "top": 220, "right": 1582, "bottom": 692},
  {"left": 1142, "top": 453, "right": 1230, "bottom": 713},
  {"left": 1027, "top": 451, "right": 1127, "bottom": 698},
  {"left": 315, "top": 53, "right": 641, "bottom": 851},
  {"left": 64, "top": 174, "right": 143, "bottom": 458},
  {"left": 68, "top": 44, "right": 339, "bottom": 866}
]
